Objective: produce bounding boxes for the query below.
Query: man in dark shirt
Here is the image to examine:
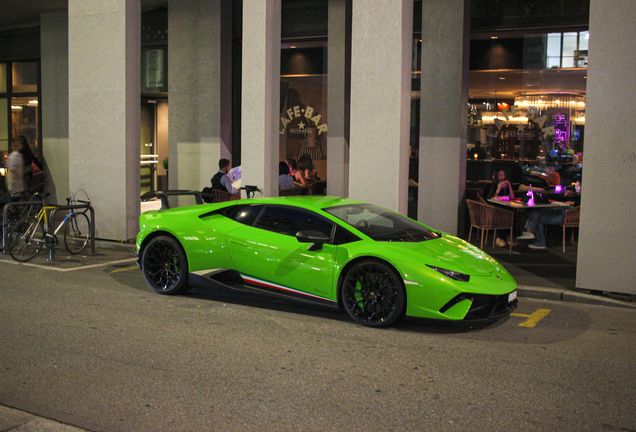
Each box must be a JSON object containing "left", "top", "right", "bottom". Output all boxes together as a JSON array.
[
  {"left": 211, "top": 158, "right": 238, "bottom": 194},
  {"left": 518, "top": 179, "right": 582, "bottom": 249}
]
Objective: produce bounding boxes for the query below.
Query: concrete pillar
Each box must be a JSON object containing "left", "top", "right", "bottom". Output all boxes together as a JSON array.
[
  {"left": 327, "top": 0, "right": 351, "bottom": 197},
  {"left": 577, "top": 0, "right": 636, "bottom": 295},
  {"left": 241, "top": 0, "right": 281, "bottom": 197},
  {"left": 68, "top": 0, "right": 140, "bottom": 241},
  {"left": 348, "top": 0, "right": 413, "bottom": 214},
  {"left": 41, "top": 10, "right": 69, "bottom": 206},
  {"left": 168, "top": 0, "right": 232, "bottom": 191},
  {"left": 418, "top": 0, "right": 470, "bottom": 235}
]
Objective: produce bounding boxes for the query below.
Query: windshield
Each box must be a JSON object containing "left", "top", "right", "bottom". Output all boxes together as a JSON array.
[{"left": 324, "top": 204, "right": 440, "bottom": 242}]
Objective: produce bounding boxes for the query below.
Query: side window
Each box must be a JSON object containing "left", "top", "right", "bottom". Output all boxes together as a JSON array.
[
  {"left": 333, "top": 225, "right": 361, "bottom": 245},
  {"left": 253, "top": 206, "right": 334, "bottom": 238},
  {"left": 224, "top": 205, "right": 262, "bottom": 226}
]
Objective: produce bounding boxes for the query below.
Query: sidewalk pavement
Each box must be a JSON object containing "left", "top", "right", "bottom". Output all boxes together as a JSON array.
[{"left": 0, "top": 404, "right": 88, "bottom": 432}]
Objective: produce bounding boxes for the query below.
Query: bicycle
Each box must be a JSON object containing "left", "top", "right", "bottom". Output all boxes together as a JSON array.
[
  {"left": 4, "top": 181, "right": 49, "bottom": 234},
  {"left": 8, "top": 193, "right": 91, "bottom": 262}
]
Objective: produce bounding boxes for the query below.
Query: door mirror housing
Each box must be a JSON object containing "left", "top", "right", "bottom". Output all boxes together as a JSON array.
[{"left": 295, "top": 230, "right": 330, "bottom": 251}]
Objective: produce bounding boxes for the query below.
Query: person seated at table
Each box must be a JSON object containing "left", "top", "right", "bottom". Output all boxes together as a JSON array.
[
  {"left": 486, "top": 169, "right": 515, "bottom": 200},
  {"left": 278, "top": 161, "right": 294, "bottom": 190},
  {"left": 518, "top": 179, "right": 582, "bottom": 249},
  {"left": 298, "top": 154, "right": 319, "bottom": 181},
  {"left": 286, "top": 158, "right": 307, "bottom": 187},
  {"left": 541, "top": 164, "right": 561, "bottom": 187}
]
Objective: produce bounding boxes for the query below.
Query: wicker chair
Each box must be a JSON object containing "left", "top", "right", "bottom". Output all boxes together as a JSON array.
[
  {"left": 557, "top": 206, "right": 580, "bottom": 253},
  {"left": 466, "top": 199, "right": 515, "bottom": 254},
  {"left": 308, "top": 180, "right": 327, "bottom": 196},
  {"left": 476, "top": 190, "right": 488, "bottom": 204},
  {"left": 279, "top": 187, "right": 303, "bottom": 196}
]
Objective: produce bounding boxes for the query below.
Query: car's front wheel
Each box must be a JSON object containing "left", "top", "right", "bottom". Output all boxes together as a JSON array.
[
  {"left": 340, "top": 260, "right": 405, "bottom": 327},
  {"left": 141, "top": 235, "right": 189, "bottom": 295}
]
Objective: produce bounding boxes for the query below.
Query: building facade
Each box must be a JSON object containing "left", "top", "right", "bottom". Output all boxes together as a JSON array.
[{"left": 0, "top": 0, "right": 634, "bottom": 294}]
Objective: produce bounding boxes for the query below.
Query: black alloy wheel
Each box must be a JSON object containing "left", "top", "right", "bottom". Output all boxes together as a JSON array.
[
  {"left": 340, "top": 260, "right": 405, "bottom": 327},
  {"left": 141, "top": 236, "right": 189, "bottom": 295}
]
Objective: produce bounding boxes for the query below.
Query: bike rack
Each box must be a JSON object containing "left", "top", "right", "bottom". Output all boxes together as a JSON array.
[
  {"left": 1, "top": 200, "right": 95, "bottom": 261},
  {"left": 48, "top": 204, "right": 96, "bottom": 260}
]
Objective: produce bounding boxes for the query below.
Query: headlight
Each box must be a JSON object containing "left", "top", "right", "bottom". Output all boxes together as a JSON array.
[{"left": 426, "top": 265, "right": 470, "bottom": 282}]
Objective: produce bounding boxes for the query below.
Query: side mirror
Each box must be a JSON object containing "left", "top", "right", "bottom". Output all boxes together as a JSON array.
[{"left": 295, "top": 230, "right": 330, "bottom": 251}]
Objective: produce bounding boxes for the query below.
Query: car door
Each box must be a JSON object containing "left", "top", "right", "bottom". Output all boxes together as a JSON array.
[{"left": 225, "top": 205, "right": 337, "bottom": 300}]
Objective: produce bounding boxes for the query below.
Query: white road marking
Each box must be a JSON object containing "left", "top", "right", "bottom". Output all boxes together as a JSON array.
[{"left": 0, "top": 257, "right": 137, "bottom": 272}]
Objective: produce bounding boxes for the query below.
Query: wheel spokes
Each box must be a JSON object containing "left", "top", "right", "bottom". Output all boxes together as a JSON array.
[
  {"left": 145, "top": 240, "right": 182, "bottom": 291},
  {"left": 344, "top": 265, "right": 399, "bottom": 323}
]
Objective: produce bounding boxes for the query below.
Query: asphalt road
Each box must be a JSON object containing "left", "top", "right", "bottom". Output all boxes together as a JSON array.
[{"left": 1, "top": 253, "right": 635, "bottom": 432}]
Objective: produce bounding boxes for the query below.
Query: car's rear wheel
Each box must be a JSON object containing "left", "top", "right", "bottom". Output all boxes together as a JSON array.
[
  {"left": 141, "top": 236, "right": 189, "bottom": 295},
  {"left": 340, "top": 260, "right": 405, "bottom": 327}
]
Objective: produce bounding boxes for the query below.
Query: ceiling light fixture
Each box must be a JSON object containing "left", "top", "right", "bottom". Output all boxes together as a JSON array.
[{"left": 514, "top": 94, "right": 586, "bottom": 109}]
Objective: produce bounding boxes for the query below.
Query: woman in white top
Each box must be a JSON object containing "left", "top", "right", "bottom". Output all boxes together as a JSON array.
[{"left": 6, "top": 140, "right": 24, "bottom": 195}]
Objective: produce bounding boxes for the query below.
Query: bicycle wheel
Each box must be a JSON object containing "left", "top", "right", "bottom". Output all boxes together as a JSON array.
[
  {"left": 64, "top": 212, "right": 90, "bottom": 254},
  {"left": 8, "top": 216, "right": 44, "bottom": 262}
]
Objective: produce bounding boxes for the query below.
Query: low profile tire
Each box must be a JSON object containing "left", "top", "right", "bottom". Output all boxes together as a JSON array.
[
  {"left": 340, "top": 260, "right": 405, "bottom": 327},
  {"left": 141, "top": 235, "right": 189, "bottom": 295}
]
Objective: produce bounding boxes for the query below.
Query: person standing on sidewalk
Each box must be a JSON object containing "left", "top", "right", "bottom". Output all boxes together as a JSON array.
[{"left": 6, "top": 140, "right": 24, "bottom": 195}]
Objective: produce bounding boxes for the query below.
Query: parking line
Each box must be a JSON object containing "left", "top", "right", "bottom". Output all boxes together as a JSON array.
[
  {"left": 0, "top": 258, "right": 137, "bottom": 272},
  {"left": 510, "top": 309, "right": 551, "bottom": 327},
  {"left": 111, "top": 266, "right": 139, "bottom": 273}
]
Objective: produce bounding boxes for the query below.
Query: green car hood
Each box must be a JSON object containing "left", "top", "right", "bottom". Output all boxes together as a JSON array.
[{"left": 377, "top": 234, "right": 504, "bottom": 277}]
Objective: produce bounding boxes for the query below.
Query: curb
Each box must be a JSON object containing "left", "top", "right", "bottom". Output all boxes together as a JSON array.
[
  {"left": 0, "top": 405, "right": 88, "bottom": 432},
  {"left": 517, "top": 285, "right": 636, "bottom": 310}
]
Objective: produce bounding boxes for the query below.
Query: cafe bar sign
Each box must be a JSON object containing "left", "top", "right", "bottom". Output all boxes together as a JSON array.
[
  {"left": 280, "top": 106, "right": 328, "bottom": 135},
  {"left": 488, "top": 106, "right": 555, "bottom": 140}
]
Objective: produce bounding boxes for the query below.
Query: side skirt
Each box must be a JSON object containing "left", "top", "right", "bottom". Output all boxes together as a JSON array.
[{"left": 188, "top": 269, "right": 339, "bottom": 310}]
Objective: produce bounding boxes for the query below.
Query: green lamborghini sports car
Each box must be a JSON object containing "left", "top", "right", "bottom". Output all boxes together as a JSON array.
[{"left": 136, "top": 196, "right": 518, "bottom": 327}]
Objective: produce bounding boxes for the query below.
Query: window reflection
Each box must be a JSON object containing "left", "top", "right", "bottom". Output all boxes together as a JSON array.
[{"left": 11, "top": 97, "right": 39, "bottom": 150}]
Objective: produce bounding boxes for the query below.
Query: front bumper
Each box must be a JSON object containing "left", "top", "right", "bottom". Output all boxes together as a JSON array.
[{"left": 440, "top": 291, "right": 518, "bottom": 321}]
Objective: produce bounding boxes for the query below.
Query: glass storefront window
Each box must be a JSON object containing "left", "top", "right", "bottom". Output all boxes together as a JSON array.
[
  {"left": 11, "top": 97, "right": 39, "bottom": 150},
  {"left": 562, "top": 32, "right": 578, "bottom": 68},
  {"left": 545, "top": 31, "right": 589, "bottom": 69},
  {"left": 141, "top": 48, "right": 168, "bottom": 94},
  {"left": 547, "top": 33, "right": 561, "bottom": 68},
  {"left": 579, "top": 31, "right": 590, "bottom": 51},
  {"left": 465, "top": 29, "right": 587, "bottom": 226},
  {"left": 12, "top": 62, "right": 38, "bottom": 93},
  {"left": 279, "top": 43, "right": 328, "bottom": 182}
]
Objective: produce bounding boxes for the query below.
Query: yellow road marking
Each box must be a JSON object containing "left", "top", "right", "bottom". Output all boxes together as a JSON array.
[
  {"left": 111, "top": 266, "right": 139, "bottom": 273},
  {"left": 510, "top": 308, "right": 551, "bottom": 328}
]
